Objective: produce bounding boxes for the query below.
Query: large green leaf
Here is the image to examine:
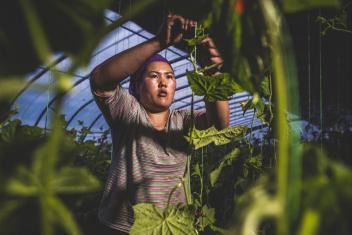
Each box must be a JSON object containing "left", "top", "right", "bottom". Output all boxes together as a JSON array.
[
  {"left": 130, "top": 203, "right": 197, "bottom": 235},
  {"left": 283, "top": 0, "right": 340, "bottom": 13},
  {"left": 185, "top": 126, "right": 248, "bottom": 150},
  {"left": 210, "top": 148, "right": 240, "bottom": 186},
  {"left": 186, "top": 71, "right": 244, "bottom": 102}
]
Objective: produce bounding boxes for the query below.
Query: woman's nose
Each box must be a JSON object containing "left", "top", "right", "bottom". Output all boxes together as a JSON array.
[{"left": 159, "top": 76, "right": 167, "bottom": 87}]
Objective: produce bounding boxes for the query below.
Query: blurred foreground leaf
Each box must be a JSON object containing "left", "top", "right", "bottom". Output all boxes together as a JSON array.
[
  {"left": 2, "top": 118, "right": 101, "bottom": 235},
  {"left": 283, "top": 0, "right": 340, "bottom": 13},
  {"left": 53, "top": 167, "right": 101, "bottom": 194}
]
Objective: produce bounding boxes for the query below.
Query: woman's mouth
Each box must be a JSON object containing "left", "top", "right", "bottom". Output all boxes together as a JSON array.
[{"left": 158, "top": 90, "right": 168, "bottom": 97}]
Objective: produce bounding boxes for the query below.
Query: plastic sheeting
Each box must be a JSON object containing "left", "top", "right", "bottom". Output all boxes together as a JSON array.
[{"left": 12, "top": 10, "right": 264, "bottom": 140}]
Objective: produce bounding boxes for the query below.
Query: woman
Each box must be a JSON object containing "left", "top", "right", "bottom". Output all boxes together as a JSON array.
[{"left": 90, "top": 13, "right": 229, "bottom": 234}]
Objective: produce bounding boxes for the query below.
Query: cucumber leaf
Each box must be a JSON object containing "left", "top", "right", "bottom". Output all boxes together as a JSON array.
[
  {"left": 130, "top": 203, "right": 196, "bottom": 235},
  {"left": 186, "top": 71, "right": 244, "bottom": 102},
  {"left": 185, "top": 126, "right": 247, "bottom": 150}
]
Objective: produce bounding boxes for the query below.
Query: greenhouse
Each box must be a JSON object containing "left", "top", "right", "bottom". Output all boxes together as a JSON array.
[{"left": 0, "top": 0, "right": 351, "bottom": 235}]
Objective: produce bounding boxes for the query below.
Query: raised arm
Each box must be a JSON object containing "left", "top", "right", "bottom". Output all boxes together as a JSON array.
[
  {"left": 90, "top": 14, "right": 196, "bottom": 96},
  {"left": 199, "top": 37, "right": 230, "bottom": 130}
]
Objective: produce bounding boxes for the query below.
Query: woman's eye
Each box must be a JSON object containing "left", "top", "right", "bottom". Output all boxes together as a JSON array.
[
  {"left": 167, "top": 75, "right": 174, "bottom": 80},
  {"left": 150, "top": 73, "right": 158, "bottom": 78}
]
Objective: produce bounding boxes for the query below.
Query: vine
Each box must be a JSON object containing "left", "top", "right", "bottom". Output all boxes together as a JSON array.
[{"left": 316, "top": 1, "right": 352, "bottom": 35}]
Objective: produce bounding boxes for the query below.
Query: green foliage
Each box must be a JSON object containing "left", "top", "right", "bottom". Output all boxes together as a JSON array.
[
  {"left": 299, "top": 146, "right": 352, "bottom": 235},
  {"left": 297, "top": 209, "right": 320, "bottom": 235},
  {"left": 241, "top": 94, "right": 264, "bottom": 113},
  {"left": 240, "top": 93, "right": 273, "bottom": 125},
  {"left": 1, "top": 120, "right": 100, "bottom": 235},
  {"left": 210, "top": 148, "right": 240, "bottom": 186},
  {"left": 185, "top": 126, "right": 248, "bottom": 150},
  {"left": 1, "top": 0, "right": 350, "bottom": 235},
  {"left": 316, "top": 1, "right": 352, "bottom": 36},
  {"left": 0, "top": 119, "right": 110, "bottom": 235},
  {"left": 186, "top": 71, "right": 244, "bottom": 102},
  {"left": 203, "top": 0, "right": 272, "bottom": 95},
  {"left": 130, "top": 203, "right": 197, "bottom": 235},
  {"left": 283, "top": 0, "right": 340, "bottom": 13},
  {"left": 187, "top": 139, "right": 274, "bottom": 234},
  {"left": 197, "top": 205, "right": 216, "bottom": 230},
  {"left": 184, "top": 25, "right": 209, "bottom": 47},
  {"left": 231, "top": 144, "right": 352, "bottom": 235}
]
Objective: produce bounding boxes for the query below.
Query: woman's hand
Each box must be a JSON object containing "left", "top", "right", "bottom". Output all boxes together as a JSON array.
[
  {"left": 157, "top": 13, "right": 196, "bottom": 47},
  {"left": 198, "top": 36, "right": 224, "bottom": 75}
]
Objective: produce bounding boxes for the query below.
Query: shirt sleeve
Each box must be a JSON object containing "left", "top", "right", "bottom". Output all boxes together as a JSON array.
[{"left": 90, "top": 78, "right": 140, "bottom": 128}]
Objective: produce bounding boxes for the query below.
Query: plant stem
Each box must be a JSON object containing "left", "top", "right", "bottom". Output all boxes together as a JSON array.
[
  {"left": 260, "top": 0, "right": 301, "bottom": 233},
  {"left": 200, "top": 147, "right": 204, "bottom": 206},
  {"left": 167, "top": 180, "right": 183, "bottom": 208},
  {"left": 249, "top": 111, "right": 256, "bottom": 157}
]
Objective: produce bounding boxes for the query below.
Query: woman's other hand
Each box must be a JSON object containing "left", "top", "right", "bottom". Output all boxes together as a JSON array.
[
  {"left": 198, "top": 36, "right": 224, "bottom": 75},
  {"left": 157, "top": 13, "right": 196, "bottom": 47}
]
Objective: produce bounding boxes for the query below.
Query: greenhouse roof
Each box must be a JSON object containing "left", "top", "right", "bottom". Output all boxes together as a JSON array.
[{"left": 11, "top": 10, "right": 264, "bottom": 140}]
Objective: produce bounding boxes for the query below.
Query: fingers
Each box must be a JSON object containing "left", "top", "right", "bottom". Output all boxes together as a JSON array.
[
  {"left": 168, "top": 13, "right": 196, "bottom": 32},
  {"left": 201, "top": 37, "right": 222, "bottom": 60},
  {"left": 198, "top": 37, "right": 224, "bottom": 72},
  {"left": 201, "top": 37, "right": 216, "bottom": 48}
]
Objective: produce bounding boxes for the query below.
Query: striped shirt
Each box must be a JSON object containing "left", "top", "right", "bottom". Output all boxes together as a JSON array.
[{"left": 91, "top": 84, "right": 207, "bottom": 233}]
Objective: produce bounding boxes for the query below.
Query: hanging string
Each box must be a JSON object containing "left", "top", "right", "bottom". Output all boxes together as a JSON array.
[
  {"left": 128, "top": 0, "right": 132, "bottom": 49},
  {"left": 118, "top": 0, "right": 122, "bottom": 14},
  {"left": 116, "top": 0, "right": 122, "bottom": 55},
  {"left": 44, "top": 70, "right": 53, "bottom": 136},
  {"left": 163, "top": 1, "right": 168, "bottom": 59},
  {"left": 318, "top": 8, "right": 323, "bottom": 149},
  {"left": 307, "top": 12, "right": 311, "bottom": 122}
]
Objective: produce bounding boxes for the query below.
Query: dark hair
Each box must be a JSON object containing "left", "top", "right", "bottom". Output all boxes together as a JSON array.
[{"left": 129, "top": 54, "right": 171, "bottom": 100}]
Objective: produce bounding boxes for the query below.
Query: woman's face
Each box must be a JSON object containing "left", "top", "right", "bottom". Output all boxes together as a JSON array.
[{"left": 137, "top": 61, "right": 176, "bottom": 113}]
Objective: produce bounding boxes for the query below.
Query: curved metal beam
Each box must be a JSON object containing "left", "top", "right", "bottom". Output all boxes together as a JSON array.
[
  {"left": 88, "top": 113, "right": 104, "bottom": 131},
  {"left": 35, "top": 57, "right": 191, "bottom": 127},
  {"left": 10, "top": 54, "right": 67, "bottom": 106},
  {"left": 65, "top": 99, "right": 95, "bottom": 128}
]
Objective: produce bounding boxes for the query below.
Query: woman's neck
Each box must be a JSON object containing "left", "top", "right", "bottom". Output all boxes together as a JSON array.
[{"left": 146, "top": 109, "right": 170, "bottom": 130}]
